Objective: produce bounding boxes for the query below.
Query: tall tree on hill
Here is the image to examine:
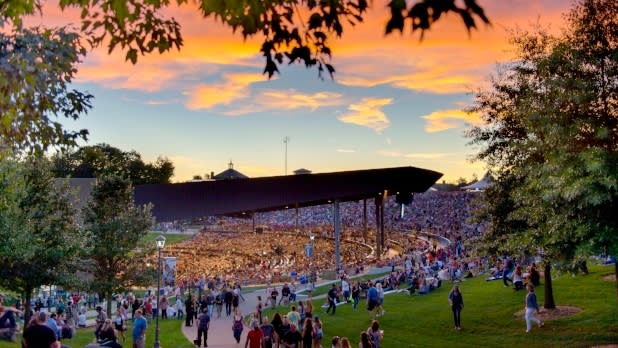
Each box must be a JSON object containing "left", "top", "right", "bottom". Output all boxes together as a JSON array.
[
  {"left": 82, "top": 175, "right": 157, "bottom": 315},
  {"left": 0, "top": 157, "right": 82, "bottom": 323},
  {"left": 468, "top": 0, "right": 618, "bottom": 310},
  {"left": 52, "top": 143, "right": 175, "bottom": 185}
]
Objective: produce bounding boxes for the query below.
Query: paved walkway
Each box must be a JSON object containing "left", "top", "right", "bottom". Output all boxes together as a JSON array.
[{"left": 180, "top": 266, "right": 393, "bottom": 347}]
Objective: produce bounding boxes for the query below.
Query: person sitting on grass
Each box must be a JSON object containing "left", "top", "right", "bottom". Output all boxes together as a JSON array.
[
  {"left": 512, "top": 266, "right": 524, "bottom": 291},
  {"left": 23, "top": 312, "right": 61, "bottom": 348},
  {"left": 0, "top": 293, "right": 20, "bottom": 341}
]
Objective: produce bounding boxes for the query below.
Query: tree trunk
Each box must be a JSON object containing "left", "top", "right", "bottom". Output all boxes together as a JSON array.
[
  {"left": 106, "top": 292, "right": 113, "bottom": 317},
  {"left": 544, "top": 263, "right": 556, "bottom": 309},
  {"left": 24, "top": 287, "right": 34, "bottom": 325}
]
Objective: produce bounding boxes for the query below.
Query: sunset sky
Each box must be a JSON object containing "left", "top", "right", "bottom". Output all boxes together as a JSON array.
[{"left": 34, "top": 0, "right": 570, "bottom": 183}]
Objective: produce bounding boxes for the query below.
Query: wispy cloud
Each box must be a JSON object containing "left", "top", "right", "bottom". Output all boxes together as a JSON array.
[
  {"left": 336, "top": 148, "right": 356, "bottom": 153},
  {"left": 421, "top": 109, "right": 482, "bottom": 132},
  {"left": 145, "top": 99, "right": 179, "bottom": 105},
  {"left": 259, "top": 90, "right": 344, "bottom": 111},
  {"left": 221, "top": 90, "right": 345, "bottom": 116},
  {"left": 378, "top": 150, "right": 449, "bottom": 159},
  {"left": 338, "top": 98, "right": 392, "bottom": 133}
]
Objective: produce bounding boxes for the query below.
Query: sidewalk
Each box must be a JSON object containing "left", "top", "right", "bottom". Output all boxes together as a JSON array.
[
  {"left": 181, "top": 266, "right": 394, "bottom": 346},
  {"left": 181, "top": 291, "right": 261, "bottom": 347}
]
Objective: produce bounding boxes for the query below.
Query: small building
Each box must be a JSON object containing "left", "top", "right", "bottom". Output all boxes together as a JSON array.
[
  {"left": 293, "top": 168, "right": 312, "bottom": 175},
  {"left": 213, "top": 161, "right": 248, "bottom": 180}
]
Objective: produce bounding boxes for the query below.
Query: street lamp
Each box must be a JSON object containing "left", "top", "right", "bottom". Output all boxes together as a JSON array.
[{"left": 154, "top": 235, "right": 166, "bottom": 348}]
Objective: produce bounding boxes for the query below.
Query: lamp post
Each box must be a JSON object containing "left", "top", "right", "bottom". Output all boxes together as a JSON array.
[
  {"left": 154, "top": 235, "right": 166, "bottom": 348},
  {"left": 283, "top": 136, "right": 290, "bottom": 175}
]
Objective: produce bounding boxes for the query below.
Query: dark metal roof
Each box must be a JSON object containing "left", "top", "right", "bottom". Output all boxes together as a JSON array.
[
  {"left": 134, "top": 166, "right": 443, "bottom": 221},
  {"left": 213, "top": 168, "right": 248, "bottom": 180}
]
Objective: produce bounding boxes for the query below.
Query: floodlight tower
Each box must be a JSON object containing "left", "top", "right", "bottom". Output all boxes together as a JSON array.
[{"left": 284, "top": 136, "right": 290, "bottom": 175}]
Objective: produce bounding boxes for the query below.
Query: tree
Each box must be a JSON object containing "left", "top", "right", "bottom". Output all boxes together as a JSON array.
[
  {"left": 0, "top": 156, "right": 82, "bottom": 323},
  {"left": 2, "top": 0, "right": 489, "bottom": 78},
  {"left": 0, "top": 26, "right": 92, "bottom": 154},
  {"left": 468, "top": 0, "right": 618, "bottom": 310},
  {"left": 82, "top": 175, "right": 156, "bottom": 315},
  {"left": 52, "top": 143, "right": 175, "bottom": 185}
]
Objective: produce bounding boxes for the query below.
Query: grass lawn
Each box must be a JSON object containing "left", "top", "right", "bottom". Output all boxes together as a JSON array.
[
  {"left": 263, "top": 264, "right": 618, "bottom": 347},
  {"left": 143, "top": 232, "right": 193, "bottom": 245},
  {"left": 305, "top": 271, "right": 392, "bottom": 298},
  {"left": 2, "top": 265, "right": 616, "bottom": 348},
  {"left": 1, "top": 318, "right": 194, "bottom": 348}
]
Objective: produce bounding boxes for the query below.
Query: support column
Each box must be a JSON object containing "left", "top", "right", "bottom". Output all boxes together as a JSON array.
[
  {"left": 380, "top": 195, "right": 385, "bottom": 251},
  {"left": 363, "top": 199, "right": 368, "bottom": 243},
  {"left": 334, "top": 199, "right": 341, "bottom": 273},
  {"left": 375, "top": 195, "right": 382, "bottom": 258}
]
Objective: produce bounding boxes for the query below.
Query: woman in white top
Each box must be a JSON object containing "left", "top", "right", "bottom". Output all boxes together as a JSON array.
[{"left": 77, "top": 312, "right": 87, "bottom": 328}]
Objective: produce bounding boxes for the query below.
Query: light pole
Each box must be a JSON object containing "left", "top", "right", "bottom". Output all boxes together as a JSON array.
[
  {"left": 283, "top": 136, "right": 290, "bottom": 175},
  {"left": 154, "top": 235, "right": 166, "bottom": 348}
]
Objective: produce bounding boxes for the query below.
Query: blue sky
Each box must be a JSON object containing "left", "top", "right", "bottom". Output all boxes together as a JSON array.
[{"left": 43, "top": 0, "right": 570, "bottom": 182}]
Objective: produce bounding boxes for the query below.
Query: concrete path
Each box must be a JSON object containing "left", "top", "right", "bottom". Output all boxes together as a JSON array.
[
  {"left": 180, "top": 291, "right": 261, "bottom": 347},
  {"left": 180, "top": 266, "right": 393, "bottom": 347}
]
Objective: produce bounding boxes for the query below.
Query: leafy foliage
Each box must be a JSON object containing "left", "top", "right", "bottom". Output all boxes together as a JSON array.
[
  {"left": 52, "top": 143, "right": 175, "bottom": 185},
  {"left": 468, "top": 0, "right": 618, "bottom": 306},
  {"left": 0, "top": 26, "right": 92, "bottom": 154},
  {"left": 82, "top": 175, "right": 156, "bottom": 314},
  {"left": 2, "top": 0, "right": 489, "bottom": 79},
  {"left": 0, "top": 156, "right": 82, "bottom": 321}
]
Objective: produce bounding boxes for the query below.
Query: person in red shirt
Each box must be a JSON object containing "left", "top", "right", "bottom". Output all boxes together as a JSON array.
[
  {"left": 245, "top": 320, "right": 263, "bottom": 348},
  {"left": 144, "top": 298, "right": 153, "bottom": 322}
]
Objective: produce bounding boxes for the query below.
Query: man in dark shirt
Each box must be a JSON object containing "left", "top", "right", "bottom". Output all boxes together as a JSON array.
[
  {"left": 326, "top": 284, "right": 338, "bottom": 315},
  {"left": 23, "top": 312, "right": 60, "bottom": 348},
  {"left": 224, "top": 289, "right": 234, "bottom": 316},
  {"left": 282, "top": 323, "right": 302, "bottom": 348},
  {"left": 279, "top": 284, "right": 290, "bottom": 305}
]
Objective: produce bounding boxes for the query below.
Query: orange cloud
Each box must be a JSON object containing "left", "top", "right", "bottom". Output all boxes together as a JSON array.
[
  {"left": 32, "top": 0, "right": 569, "bottom": 98},
  {"left": 185, "top": 73, "right": 266, "bottom": 110},
  {"left": 338, "top": 98, "right": 392, "bottom": 133},
  {"left": 421, "top": 109, "right": 482, "bottom": 132}
]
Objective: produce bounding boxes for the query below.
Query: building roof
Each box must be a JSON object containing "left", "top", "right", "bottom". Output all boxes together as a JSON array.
[
  {"left": 213, "top": 161, "right": 248, "bottom": 180},
  {"left": 462, "top": 172, "right": 494, "bottom": 191},
  {"left": 293, "top": 168, "right": 312, "bottom": 175},
  {"left": 134, "top": 166, "right": 443, "bottom": 221}
]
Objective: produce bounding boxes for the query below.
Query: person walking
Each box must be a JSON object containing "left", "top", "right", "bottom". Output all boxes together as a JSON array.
[
  {"left": 326, "top": 284, "right": 337, "bottom": 315},
  {"left": 524, "top": 284, "right": 544, "bottom": 333},
  {"left": 132, "top": 310, "right": 148, "bottom": 348},
  {"left": 185, "top": 295, "right": 194, "bottom": 327},
  {"left": 448, "top": 285, "right": 464, "bottom": 330},
  {"left": 245, "top": 320, "right": 263, "bottom": 348},
  {"left": 232, "top": 308, "right": 244, "bottom": 344},
  {"left": 195, "top": 308, "right": 210, "bottom": 347},
  {"left": 366, "top": 320, "right": 384, "bottom": 348},
  {"left": 351, "top": 282, "right": 360, "bottom": 310}
]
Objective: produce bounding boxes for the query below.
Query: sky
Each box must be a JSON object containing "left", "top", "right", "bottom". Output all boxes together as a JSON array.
[{"left": 32, "top": 0, "right": 570, "bottom": 183}]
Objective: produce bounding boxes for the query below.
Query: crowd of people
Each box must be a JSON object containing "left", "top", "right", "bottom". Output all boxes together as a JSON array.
[{"left": 1, "top": 189, "right": 537, "bottom": 347}]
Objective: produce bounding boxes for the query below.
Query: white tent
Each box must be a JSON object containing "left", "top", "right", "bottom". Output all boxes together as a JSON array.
[{"left": 462, "top": 172, "right": 494, "bottom": 191}]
